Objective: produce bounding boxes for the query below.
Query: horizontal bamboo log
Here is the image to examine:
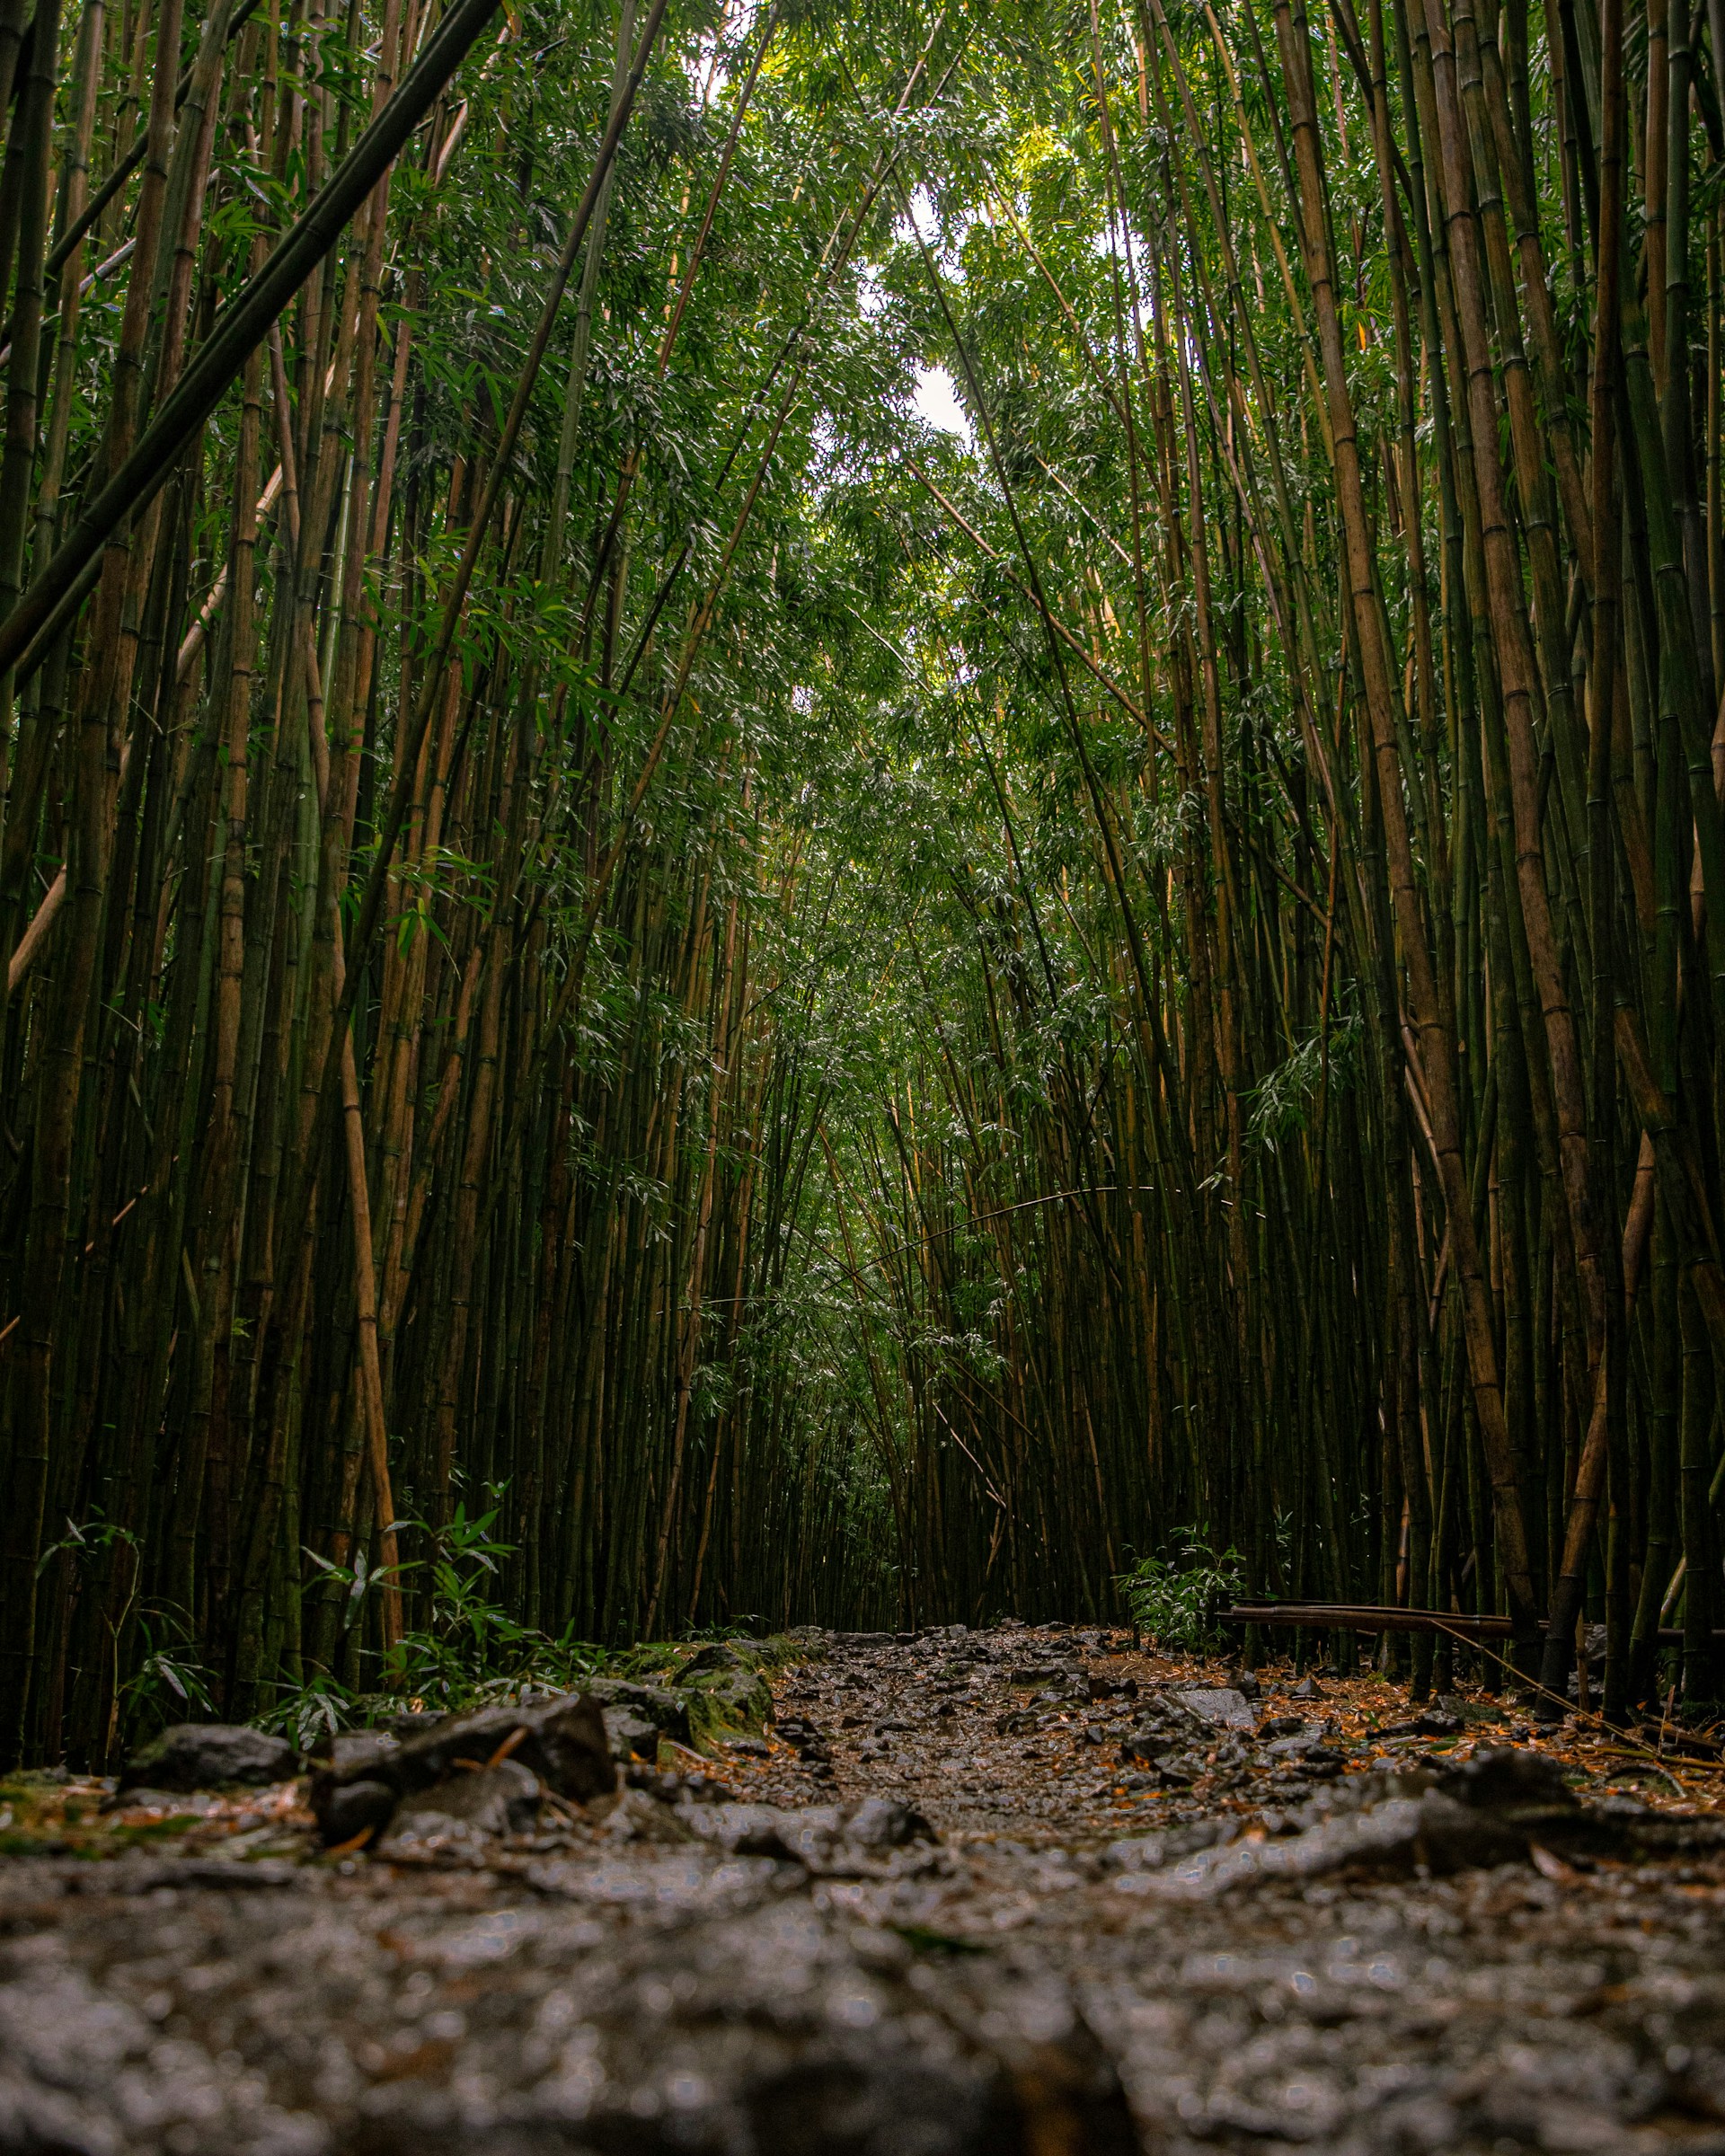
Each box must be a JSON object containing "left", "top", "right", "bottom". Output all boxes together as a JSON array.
[{"left": 1221, "top": 1603, "right": 1723, "bottom": 1648}]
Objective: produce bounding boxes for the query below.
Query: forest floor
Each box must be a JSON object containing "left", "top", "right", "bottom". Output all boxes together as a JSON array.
[{"left": 5, "top": 1623, "right": 1725, "bottom": 2152}]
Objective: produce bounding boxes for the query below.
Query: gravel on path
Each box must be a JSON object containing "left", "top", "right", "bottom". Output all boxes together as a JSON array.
[{"left": 4, "top": 1622, "right": 1725, "bottom": 2152}]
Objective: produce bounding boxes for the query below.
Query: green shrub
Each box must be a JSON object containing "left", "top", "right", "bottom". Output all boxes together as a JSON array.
[{"left": 1114, "top": 1530, "right": 1243, "bottom": 1651}]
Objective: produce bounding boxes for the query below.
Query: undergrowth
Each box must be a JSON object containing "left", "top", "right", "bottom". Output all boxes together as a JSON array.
[
  {"left": 251, "top": 1499, "right": 810, "bottom": 1753},
  {"left": 1114, "top": 1530, "right": 1245, "bottom": 1655}
]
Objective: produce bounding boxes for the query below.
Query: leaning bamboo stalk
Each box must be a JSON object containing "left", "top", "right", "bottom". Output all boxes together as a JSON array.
[{"left": 0, "top": 0, "right": 506, "bottom": 681}]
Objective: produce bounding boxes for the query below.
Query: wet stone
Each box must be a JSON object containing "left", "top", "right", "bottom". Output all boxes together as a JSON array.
[
  {"left": 319, "top": 1729, "right": 399, "bottom": 1776},
  {"left": 312, "top": 1688, "right": 615, "bottom": 1844},
  {"left": 603, "top": 1705, "right": 663, "bottom": 1761},
  {"left": 585, "top": 1674, "right": 694, "bottom": 1749},
  {"left": 385, "top": 1757, "right": 543, "bottom": 1842},
  {"left": 1172, "top": 1686, "right": 1255, "bottom": 1731},
  {"left": 318, "top": 1776, "right": 396, "bottom": 1846},
  {"left": 118, "top": 1723, "right": 296, "bottom": 1792},
  {"left": 0, "top": 1864, "right": 1134, "bottom": 2155}
]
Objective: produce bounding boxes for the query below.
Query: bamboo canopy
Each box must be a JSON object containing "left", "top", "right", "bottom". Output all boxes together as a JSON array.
[{"left": 0, "top": 0, "right": 1723, "bottom": 1763}]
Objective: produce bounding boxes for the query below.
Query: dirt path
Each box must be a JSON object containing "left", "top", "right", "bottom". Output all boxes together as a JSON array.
[{"left": 4, "top": 1623, "right": 1725, "bottom": 2152}]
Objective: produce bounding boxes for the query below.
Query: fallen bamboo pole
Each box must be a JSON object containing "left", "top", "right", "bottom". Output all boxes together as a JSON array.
[{"left": 1220, "top": 1603, "right": 1723, "bottom": 1648}]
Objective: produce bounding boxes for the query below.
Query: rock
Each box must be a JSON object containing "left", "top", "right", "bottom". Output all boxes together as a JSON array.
[
  {"left": 678, "top": 1638, "right": 768, "bottom": 1678},
  {"left": 673, "top": 1648, "right": 775, "bottom": 1743},
  {"left": 414, "top": 1691, "right": 613, "bottom": 1797},
  {"left": 626, "top": 1765, "right": 736, "bottom": 1807},
  {"left": 1105, "top": 1818, "right": 1240, "bottom": 1871},
  {"left": 119, "top": 1723, "right": 296, "bottom": 1793},
  {"left": 0, "top": 1870, "right": 1152, "bottom": 2156},
  {"left": 1412, "top": 1707, "right": 1463, "bottom": 1735},
  {"left": 1174, "top": 1686, "right": 1255, "bottom": 1730},
  {"left": 318, "top": 1778, "right": 397, "bottom": 1846},
  {"left": 1291, "top": 1674, "right": 1322, "bottom": 1701},
  {"left": 1124, "top": 1750, "right": 1604, "bottom": 1901},
  {"left": 93, "top": 1857, "right": 303, "bottom": 1891},
  {"left": 1234, "top": 1671, "right": 1262, "bottom": 1700},
  {"left": 386, "top": 1758, "right": 542, "bottom": 1842},
  {"left": 311, "top": 1689, "right": 615, "bottom": 1843},
  {"left": 1122, "top": 1788, "right": 1531, "bottom": 1899},
  {"left": 99, "top": 1785, "right": 217, "bottom": 1817},
  {"left": 376, "top": 1705, "right": 443, "bottom": 1739},
  {"left": 845, "top": 1796, "right": 930, "bottom": 1847},
  {"left": 680, "top": 1801, "right": 813, "bottom": 1859},
  {"left": 597, "top": 1786, "right": 699, "bottom": 1843},
  {"left": 705, "top": 1798, "right": 932, "bottom": 1869},
  {"left": 321, "top": 1730, "right": 399, "bottom": 1776},
  {"left": 602, "top": 1706, "right": 664, "bottom": 1762},
  {"left": 583, "top": 1675, "right": 694, "bottom": 1748},
  {"left": 1438, "top": 1745, "right": 1577, "bottom": 1815},
  {"left": 1119, "top": 1724, "right": 1178, "bottom": 1763},
  {"left": 1118, "top": 1693, "right": 1212, "bottom": 1754},
  {"left": 727, "top": 1736, "right": 771, "bottom": 1757}
]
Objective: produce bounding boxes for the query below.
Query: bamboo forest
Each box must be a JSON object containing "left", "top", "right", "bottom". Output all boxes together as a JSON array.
[{"left": 2, "top": 0, "right": 1725, "bottom": 1778}]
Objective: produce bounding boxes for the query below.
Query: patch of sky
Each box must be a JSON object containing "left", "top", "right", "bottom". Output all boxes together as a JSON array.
[{"left": 912, "top": 365, "right": 973, "bottom": 447}]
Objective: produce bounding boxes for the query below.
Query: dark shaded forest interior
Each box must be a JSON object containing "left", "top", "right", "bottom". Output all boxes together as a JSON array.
[{"left": 2, "top": 0, "right": 1725, "bottom": 1772}]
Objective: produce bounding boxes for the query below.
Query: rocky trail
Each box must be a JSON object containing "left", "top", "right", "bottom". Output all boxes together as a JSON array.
[{"left": 5, "top": 1624, "right": 1725, "bottom": 2152}]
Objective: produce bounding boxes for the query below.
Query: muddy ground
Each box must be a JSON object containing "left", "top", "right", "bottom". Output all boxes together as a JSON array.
[{"left": 4, "top": 1622, "right": 1725, "bottom": 2152}]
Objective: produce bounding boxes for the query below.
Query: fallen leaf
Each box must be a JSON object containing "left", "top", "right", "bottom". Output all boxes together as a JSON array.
[{"left": 1529, "top": 1842, "right": 1579, "bottom": 1884}]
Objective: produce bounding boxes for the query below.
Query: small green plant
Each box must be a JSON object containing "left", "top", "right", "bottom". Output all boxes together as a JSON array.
[
  {"left": 681, "top": 1614, "right": 770, "bottom": 1642},
  {"left": 1114, "top": 1528, "right": 1244, "bottom": 1651},
  {"left": 303, "top": 1537, "right": 412, "bottom": 1645},
  {"left": 39, "top": 1515, "right": 212, "bottom": 1755},
  {"left": 269, "top": 1495, "right": 613, "bottom": 1738},
  {"left": 385, "top": 1491, "right": 562, "bottom": 1708},
  {"left": 257, "top": 1669, "right": 357, "bottom": 1751},
  {"left": 120, "top": 1617, "right": 215, "bottom": 1728}
]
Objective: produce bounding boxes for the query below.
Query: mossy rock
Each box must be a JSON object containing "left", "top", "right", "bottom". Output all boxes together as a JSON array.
[
  {"left": 610, "top": 1643, "right": 688, "bottom": 1684},
  {"left": 588, "top": 1635, "right": 815, "bottom": 1753},
  {"left": 677, "top": 1669, "right": 775, "bottom": 1747},
  {"left": 668, "top": 1640, "right": 776, "bottom": 1748},
  {"left": 677, "top": 1639, "right": 768, "bottom": 1679}
]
